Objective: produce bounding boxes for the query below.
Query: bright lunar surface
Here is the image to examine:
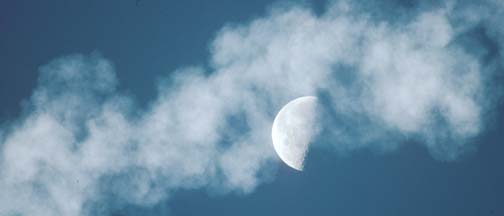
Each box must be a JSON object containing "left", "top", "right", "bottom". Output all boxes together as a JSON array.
[{"left": 272, "top": 96, "right": 319, "bottom": 171}]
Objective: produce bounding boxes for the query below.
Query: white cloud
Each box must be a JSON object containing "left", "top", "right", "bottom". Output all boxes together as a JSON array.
[{"left": 0, "top": 1, "right": 502, "bottom": 215}]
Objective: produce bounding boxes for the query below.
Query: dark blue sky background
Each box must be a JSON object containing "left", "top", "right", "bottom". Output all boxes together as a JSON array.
[{"left": 1, "top": 0, "right": 503, "bottom": 215}]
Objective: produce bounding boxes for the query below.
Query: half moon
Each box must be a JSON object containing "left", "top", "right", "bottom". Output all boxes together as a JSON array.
[{"left": 272, "top": 96, "right": 319, "bottom": 171}]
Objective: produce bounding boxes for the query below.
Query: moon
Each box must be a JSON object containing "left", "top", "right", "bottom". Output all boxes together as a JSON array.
[{"left": 272, "top": 96, "right": 319, "bottom": 171}]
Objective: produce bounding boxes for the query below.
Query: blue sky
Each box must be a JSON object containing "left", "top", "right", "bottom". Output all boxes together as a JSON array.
[{"left": 1, "top": 0, "right": 503, "bottom": 215}]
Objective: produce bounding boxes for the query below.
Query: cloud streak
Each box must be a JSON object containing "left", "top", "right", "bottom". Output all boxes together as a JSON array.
[{"left": 0, "top": 1, "right": 502, "bottom": 215}]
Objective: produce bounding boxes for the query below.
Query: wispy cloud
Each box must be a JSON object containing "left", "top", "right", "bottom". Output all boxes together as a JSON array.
[{"left": 0, "top": 1, "right": 502, "bottom": 215}]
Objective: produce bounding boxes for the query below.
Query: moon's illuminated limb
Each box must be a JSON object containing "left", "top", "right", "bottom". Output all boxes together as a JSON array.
[{"left": 271, "top": 96, "right": 319, "bottom": 171}]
